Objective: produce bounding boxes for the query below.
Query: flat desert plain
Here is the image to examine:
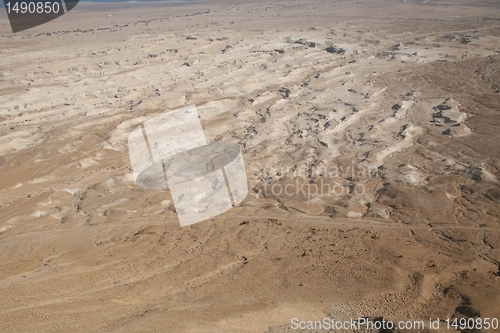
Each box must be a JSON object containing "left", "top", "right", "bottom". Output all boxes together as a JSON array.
[{"left": 0, "top": 0, "right": 499, "bottom": 332}]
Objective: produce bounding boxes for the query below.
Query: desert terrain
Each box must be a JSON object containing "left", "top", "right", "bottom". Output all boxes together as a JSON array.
[{"left": 0, "top": 0, "right": 499, "bottom": 332}]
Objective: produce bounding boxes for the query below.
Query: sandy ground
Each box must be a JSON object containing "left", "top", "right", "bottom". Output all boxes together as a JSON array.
[{"left": 1, "top": 0, "right": 500, "bottom": 332}]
